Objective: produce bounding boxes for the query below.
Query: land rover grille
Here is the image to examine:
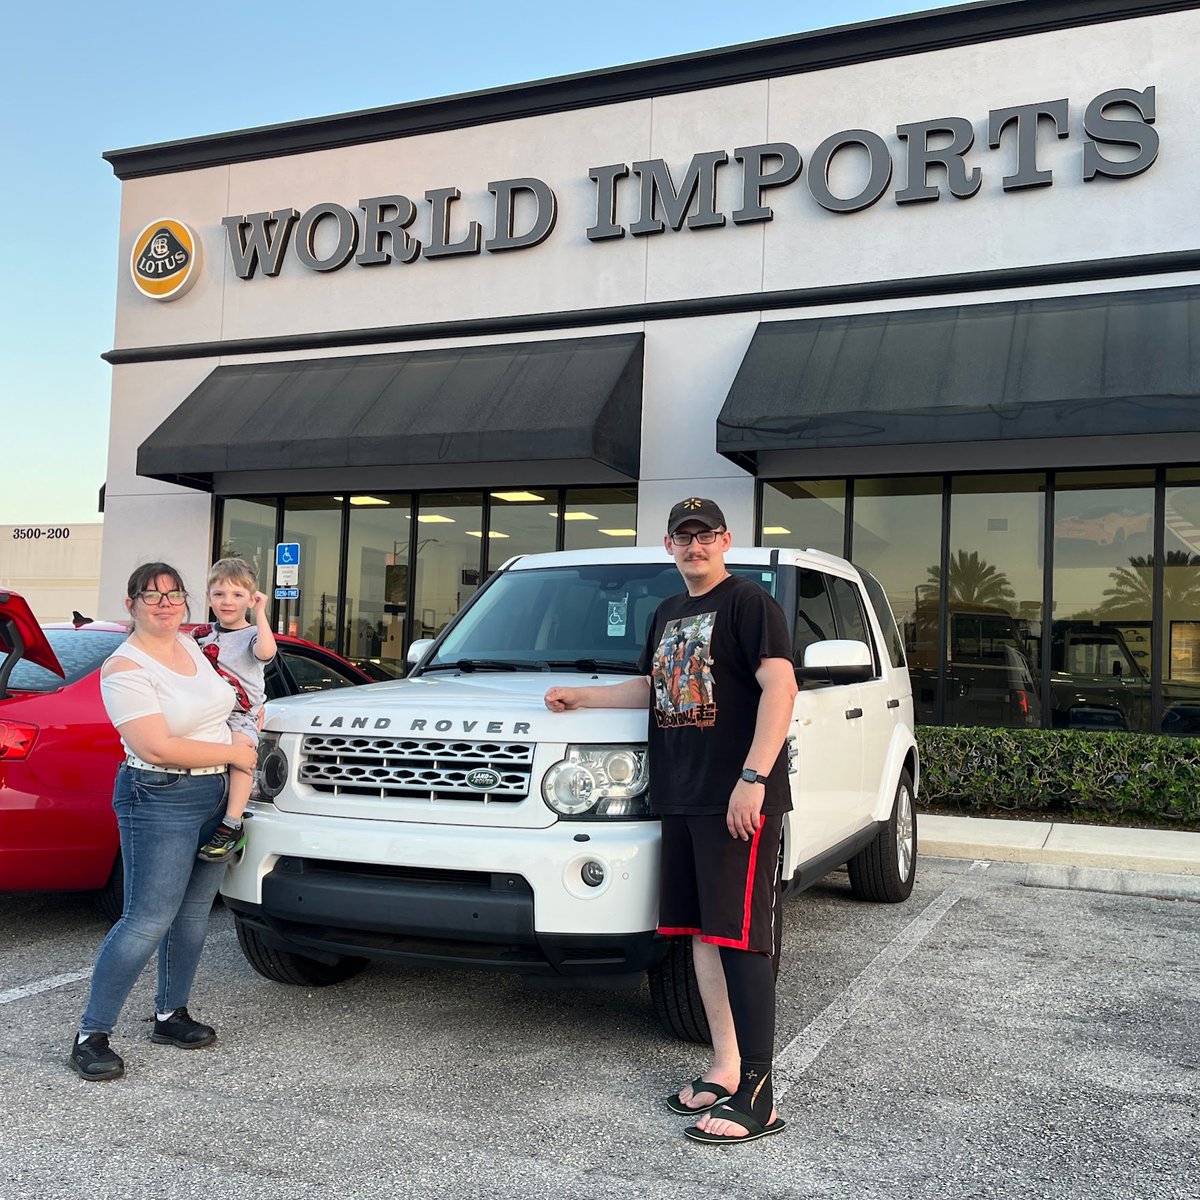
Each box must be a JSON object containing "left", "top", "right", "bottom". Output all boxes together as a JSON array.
[{"left": 298, "top": 736, "right": 534, "bottom": 802}]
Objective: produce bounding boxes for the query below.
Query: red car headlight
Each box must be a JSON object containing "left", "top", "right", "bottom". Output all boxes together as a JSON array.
[{"left": 0, "top": 720, "right": 39, "bottom": 760}]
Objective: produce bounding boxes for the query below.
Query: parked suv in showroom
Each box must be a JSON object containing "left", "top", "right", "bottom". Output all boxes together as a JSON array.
[{"left": 221, "top": 547, "right": 918, "bottom": 1040}]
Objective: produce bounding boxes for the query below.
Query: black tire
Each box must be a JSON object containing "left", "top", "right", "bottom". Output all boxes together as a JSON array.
[
  {"left": 94, "top": 853, "right": 124, "bottom": 924},
  {"left": 234, "top": 914, "right": 369, "bottom": 986},
  {"left": 647, "top": 936, "right": 711, "bottom": 1045},
  {"left": 848, "top": 769, "right": 917, "bottom": 903}
]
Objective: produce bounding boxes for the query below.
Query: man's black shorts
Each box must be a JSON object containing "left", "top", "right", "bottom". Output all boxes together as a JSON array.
[{"left": 657, "top": 813, "right": 782, "bottom": 955}]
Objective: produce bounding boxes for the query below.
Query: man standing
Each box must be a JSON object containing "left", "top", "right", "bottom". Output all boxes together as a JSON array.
[{"left": 544, "top": 498, "right": 797, "bottom": 1145}]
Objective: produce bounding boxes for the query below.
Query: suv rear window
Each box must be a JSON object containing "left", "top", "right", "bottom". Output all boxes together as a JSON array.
[{"left": 8, "top": 629, "right": 128, "bottom": 693}]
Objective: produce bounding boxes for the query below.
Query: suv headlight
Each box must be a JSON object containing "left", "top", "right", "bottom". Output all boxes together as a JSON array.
[
  {"left": 542, "top": 745, "right": 650, "bottom": 819},
  {"left": 256, "top": 733, "right": 289, "bottom": 801}
]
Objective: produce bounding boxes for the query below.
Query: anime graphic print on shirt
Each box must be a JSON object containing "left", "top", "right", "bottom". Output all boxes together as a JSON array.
[
  {"left": 651, "top": 612, "right": 717, "bottom": 728},
  {"left": 637, "top": 574, "right": 794, "bottom": 817}
]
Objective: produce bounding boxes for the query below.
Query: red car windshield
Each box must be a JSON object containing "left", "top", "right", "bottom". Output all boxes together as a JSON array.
[{"left": 7, "top": 630, "right": 128, "bottom": 693}]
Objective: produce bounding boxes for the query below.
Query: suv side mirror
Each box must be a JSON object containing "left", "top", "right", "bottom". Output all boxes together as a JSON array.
[
  {"left": 406, "top": 638, "right": 435, "bottom": 667},
  {"left": 796, "top": 639, "right": 874, "bottom": 683}
]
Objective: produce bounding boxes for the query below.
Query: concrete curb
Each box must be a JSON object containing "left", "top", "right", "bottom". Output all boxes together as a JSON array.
[
  {"left": 917, "top": 812, "right": 1200, "bottom": 878},
  {"left": 1021, "top": 863, "right": 1200, "bottom": 901}
]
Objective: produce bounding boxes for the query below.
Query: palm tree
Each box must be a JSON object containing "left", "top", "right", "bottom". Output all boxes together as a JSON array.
[
  {"left": 922, "top": 550, "right": 1016, "bottom": 608},
  {"left": 1099, "top": 552, "right": 1200, "bottom": 616}
]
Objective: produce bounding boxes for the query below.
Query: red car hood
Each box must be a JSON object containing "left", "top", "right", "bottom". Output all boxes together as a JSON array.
[{"left": 0, "top": 590, "right": 65, "bottom": 686}]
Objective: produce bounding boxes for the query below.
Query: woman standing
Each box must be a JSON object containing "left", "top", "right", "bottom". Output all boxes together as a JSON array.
[{"left": 69, "top": 563, "right": 258, "bottom": 1081}]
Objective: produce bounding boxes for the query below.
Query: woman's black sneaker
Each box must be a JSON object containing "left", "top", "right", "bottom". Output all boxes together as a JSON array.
[
  {"left": 151, "top": 1007, "right": 216, "bottom": 1048},
  {"left": 68, "top": 1033, "right": 125, "bottom": 1081}
]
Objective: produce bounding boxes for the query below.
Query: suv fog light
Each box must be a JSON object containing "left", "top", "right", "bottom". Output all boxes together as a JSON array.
[{"left": 581, "top": 860, "right": 606, "bottom": 888}]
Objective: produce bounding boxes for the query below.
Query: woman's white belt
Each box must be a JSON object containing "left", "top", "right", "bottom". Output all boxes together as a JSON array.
[{"left": 124, "top": 756, "right": 227, "bottom": 776}]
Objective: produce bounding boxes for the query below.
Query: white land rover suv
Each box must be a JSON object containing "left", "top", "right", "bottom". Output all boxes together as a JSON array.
[{"left": 222, "top": 547, "right": 918, "bottom": 1040}]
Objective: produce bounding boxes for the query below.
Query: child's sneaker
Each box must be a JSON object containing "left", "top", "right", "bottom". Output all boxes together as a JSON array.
[{"left": 197, "top": 820, "right": 247, "bottom": 862}]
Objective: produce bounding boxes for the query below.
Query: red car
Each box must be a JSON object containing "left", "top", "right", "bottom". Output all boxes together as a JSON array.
[{"left": 0, "top": 590, "right": 375, "bottom": 919}]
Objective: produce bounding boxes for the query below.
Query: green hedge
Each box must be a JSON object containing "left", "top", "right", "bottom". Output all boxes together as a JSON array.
[{"left": 915, "top": 726, "right": 1200, "bottom": 828}]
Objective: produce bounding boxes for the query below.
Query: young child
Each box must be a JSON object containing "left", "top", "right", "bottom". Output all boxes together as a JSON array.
[{"left": 193, "top": 557, "right": 277, "bottom": 862}]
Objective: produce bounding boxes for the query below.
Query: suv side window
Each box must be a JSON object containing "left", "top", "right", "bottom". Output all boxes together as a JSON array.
[
  {"left": 828, "top": 575, "right": 880, "bottom": 677},
  {"left": 858, "top": 568, "right": 906, "bottom": 669},
  {"left": 793, "top": 569, "right": 838, "bottom": 666}
]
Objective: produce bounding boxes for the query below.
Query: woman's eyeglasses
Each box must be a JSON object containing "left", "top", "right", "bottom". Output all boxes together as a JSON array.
[
  {"left": 138, "top": 590, "right": 188, "bottom": 606},
  {"left": 669, "top": 529, "right": 726, "bottom": 546}
]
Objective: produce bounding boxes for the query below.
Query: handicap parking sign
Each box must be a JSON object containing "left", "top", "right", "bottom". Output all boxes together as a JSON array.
[{"left": 276, "top": 543, "right": 300, "bottom": 586}]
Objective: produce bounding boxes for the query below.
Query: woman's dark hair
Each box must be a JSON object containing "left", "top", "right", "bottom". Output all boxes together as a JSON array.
[{"left": 125, "top": 562, "right": 190, "bottom": 619}]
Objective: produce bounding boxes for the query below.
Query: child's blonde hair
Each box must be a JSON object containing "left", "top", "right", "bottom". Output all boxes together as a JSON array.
[{"left": 207, "top": 556, "right": 258, "bottom": 593}]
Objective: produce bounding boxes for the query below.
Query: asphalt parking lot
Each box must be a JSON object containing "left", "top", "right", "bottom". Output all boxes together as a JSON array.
[{"left": 1, "top": 857, "right": 1195, "bottom": 1200}]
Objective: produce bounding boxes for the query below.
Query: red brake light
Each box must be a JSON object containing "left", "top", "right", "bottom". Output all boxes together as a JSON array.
[{"left": 0, "top": 720, "right": 39, "bottom": 759}]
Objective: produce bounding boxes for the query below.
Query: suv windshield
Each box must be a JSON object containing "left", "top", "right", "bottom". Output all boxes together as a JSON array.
[
  {"left": 8, "top": 629, "right": 128, "bottom": 693},
  {"left": 422, "top": 563, "right": 777, "bottom": 673}
]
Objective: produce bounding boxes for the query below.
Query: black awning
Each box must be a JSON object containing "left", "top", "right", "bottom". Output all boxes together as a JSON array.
[
  {"left": 138, "top": 334, "right": 644, "bottom": 488},
  {"left": 717, "top": 286, "right": 1200, "bottom": 467}
]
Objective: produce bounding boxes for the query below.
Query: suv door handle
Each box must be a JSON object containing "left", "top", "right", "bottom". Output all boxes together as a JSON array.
[
  {"left": 886, "top": 698, "right": 900, "bottom": 709},
  {"left": 845, "top": 708, "right": 863, "bottom": 720}
]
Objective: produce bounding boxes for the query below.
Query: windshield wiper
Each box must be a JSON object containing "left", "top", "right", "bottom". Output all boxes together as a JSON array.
[
  {"left": 421, "top": 658, "right": 544, "bottom": 673},
  {"left": 546, "top": 658, "right": 644, "bottom": 675}
]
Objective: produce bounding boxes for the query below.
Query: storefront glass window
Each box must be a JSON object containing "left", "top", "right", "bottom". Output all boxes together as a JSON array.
[
  {"left": 486, "top": 490, "right": 558, "bottom": 572},
  {"left": 217, "top": 498, "right": 276, "bottom": 597},
  {"left": 563, "top": 488, "right": 638, "bottom": 552},
  {"left": 1052, "top": 471, "right": 1155, "bottom": 733},
  {"left": 1161, "top": 470, "right": 1200, "bottom": 734},
  {"left": 413, "top": 493, "right": 483, "bottom": 640},
  {"left": 850, "top": 477, "right": 943, "bottom": 724},
  {"left": 760, "top": 481, "right": 845, "bottom": 555},
  {"left": 946, "top": 475, "right": 1046, "bottom": 728},
  {"left": 344, "top": 494, "right": 411, "bottom": 679},
  {"left": 281, "top": 496, "right": 343, "bottom": 650}
]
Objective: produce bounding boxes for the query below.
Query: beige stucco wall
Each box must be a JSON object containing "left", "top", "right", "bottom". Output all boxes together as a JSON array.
[{"left": 1, "top": 524, "right": 104, "bottom": 622}]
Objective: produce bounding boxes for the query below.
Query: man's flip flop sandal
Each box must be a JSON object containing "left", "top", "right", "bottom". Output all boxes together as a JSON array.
[
  {"left": 683, "top": 1102, "right": 787, "bottom": 1145},
  {"left": 664, "top": 1078, "right": 731, "bottom": 1116}
]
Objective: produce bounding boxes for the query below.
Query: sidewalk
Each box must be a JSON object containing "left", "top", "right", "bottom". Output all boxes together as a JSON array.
[{"left": 918, "top": 812, "right": 1200, "bottom": 900}]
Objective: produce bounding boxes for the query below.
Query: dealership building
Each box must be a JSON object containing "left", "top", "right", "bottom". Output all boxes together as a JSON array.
[{"left": 100, "top": 0, "right": 1200, "bottom": 731}]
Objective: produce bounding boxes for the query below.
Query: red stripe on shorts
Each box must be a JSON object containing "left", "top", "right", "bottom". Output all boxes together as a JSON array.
[
  {"left": 705, "top": 820, "right": 764, "bottom": 951},
  {"left": 658, "top": 926, "right": 702, "bottom": 937}
]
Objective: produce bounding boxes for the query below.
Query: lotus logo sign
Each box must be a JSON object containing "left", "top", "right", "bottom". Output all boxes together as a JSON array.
[
  {"left": 130, "top": 218, "right": 201, "bottom": 302},
  {"left": 465, "top": 768, "right": 501, "bottom": 791}
]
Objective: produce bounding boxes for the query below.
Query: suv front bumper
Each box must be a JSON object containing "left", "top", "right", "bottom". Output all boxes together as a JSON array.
[{"left": 221, "top": 805, "right": 663, "bottom": 978}]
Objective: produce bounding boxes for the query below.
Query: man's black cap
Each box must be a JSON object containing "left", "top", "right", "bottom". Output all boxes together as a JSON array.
[{"left": 667, "top": 497, "right": 727, "bottom": 535}]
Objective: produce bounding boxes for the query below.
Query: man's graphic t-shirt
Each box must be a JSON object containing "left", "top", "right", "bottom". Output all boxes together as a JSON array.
[{"left": 637, "top": 574, "right": 793, "bottom": 817}]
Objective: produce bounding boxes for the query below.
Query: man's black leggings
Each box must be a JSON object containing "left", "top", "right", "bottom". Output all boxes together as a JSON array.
[{"left": 719, "top": 944, "right": 777, "bottom": 1124}]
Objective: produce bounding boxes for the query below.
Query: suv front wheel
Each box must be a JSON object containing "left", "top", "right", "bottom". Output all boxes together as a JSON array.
[
  {"left": 234, "top": 915, "right": 370, "bottom": 986},
  {"left": 848, "top": 768, "right": 917, "bottom": 903}
]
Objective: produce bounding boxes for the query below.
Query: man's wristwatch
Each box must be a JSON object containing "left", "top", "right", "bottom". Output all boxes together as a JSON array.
[{"left": 740, "top": 768, "right": 768, "bottom": 785}]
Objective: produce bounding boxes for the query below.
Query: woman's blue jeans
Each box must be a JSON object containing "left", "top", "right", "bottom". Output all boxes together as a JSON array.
[{"left": 80, "top": 765, "right": 228, "bottom": 1036}]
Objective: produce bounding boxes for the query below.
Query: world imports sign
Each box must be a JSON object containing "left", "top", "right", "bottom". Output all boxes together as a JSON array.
[{"left": 216, "top": 86, "right": 1157, "bottom": 280}]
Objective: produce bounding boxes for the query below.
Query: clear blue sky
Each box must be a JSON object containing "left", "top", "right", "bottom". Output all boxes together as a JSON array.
[{"left": 0, "top": 0, "right": 958, "bottom": 525}]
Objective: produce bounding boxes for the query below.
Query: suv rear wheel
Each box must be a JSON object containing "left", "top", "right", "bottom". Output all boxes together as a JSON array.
[
  {"left": 848, "top": 769, "right": 917, "bottom": 903},
  {"left": 234, "top": 915, "right": 370, "bottom": 986}
]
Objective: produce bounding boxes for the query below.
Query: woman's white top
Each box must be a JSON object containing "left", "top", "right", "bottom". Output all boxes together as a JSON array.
[{"left": 100, "top": 635, "right": 235, "bottom": 757}]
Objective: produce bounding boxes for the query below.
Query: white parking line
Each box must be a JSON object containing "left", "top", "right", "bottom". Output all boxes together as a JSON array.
[
  {"left": 774, "top": 867, "right": 984, "bottom": 1101},
  {"left": 0, "top": 970, "right": 92, "bottom": 1006}
]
